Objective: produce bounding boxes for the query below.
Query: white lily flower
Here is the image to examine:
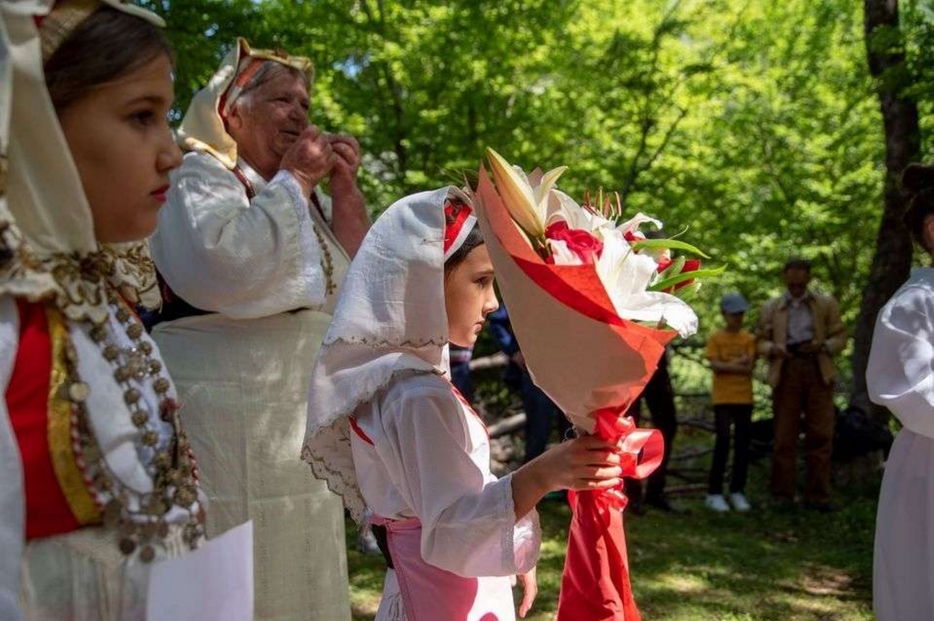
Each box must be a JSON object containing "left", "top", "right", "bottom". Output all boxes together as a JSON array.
[
  {"left": 617, "top": 212, "right": 663, "bottom": 237},
  {"left": 484, "top": 149, "right": 699, "bottom": 337},
  {"left": 486, "top": 148, "right": 567, "bottom": 238},
  {"left": 595, "top": 229, "right": 698, "bottom": 337},
  {"left": 616, "top": 211, "right": 669, "bottom": 262},
  {"left": 616, "top": 291, "right": 699, "bottom": 338},
  {"left": 547, "top": 190, "right": 615, "bottom": 233}
]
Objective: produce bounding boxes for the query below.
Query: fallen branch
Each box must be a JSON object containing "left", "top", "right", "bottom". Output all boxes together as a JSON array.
[
  {"left": 488, "top": 412, "right": 526, "bottom": 438},
  {"left": 469, "top": 352, "right": 509, "bottom": 371}
]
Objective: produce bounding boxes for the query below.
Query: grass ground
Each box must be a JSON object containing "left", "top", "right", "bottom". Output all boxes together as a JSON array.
[{"left": 346, "top": 462, "right": 877, "bottom": 621}]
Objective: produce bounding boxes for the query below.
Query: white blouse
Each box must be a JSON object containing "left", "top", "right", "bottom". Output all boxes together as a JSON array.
[
  {"left": 868, "top": 268, "right": 934, "bottom": 439},
  {"left": 150, "top": 152, "right": 342, "bottom": 319},
  {"left": 351, "top": 373, "right": 540, "bottom": 578}
]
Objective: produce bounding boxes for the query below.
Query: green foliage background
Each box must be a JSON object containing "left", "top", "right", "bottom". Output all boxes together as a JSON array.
[{"left": 143, "top": 0, "right": 934, "bottom": 389}]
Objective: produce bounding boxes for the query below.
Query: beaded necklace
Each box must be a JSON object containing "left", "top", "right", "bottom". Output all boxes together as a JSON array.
[{"left": 63, "top": 290, "right": 204, "bottom": 561}]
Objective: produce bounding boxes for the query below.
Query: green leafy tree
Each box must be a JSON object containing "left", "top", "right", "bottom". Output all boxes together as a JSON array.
[{"left": 143, "top": 0, "right": 934, "bottom": 407}]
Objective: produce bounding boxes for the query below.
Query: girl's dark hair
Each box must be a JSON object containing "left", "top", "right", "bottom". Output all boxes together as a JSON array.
[
  {"left": 44, "top": 7, "right": 173, "bottom": 112},
  {"left": 443, "top": 199, "right": 484, "bottom": 273},
  {"left": 902, "top": 163, "right": 934, "bottom": 252}
]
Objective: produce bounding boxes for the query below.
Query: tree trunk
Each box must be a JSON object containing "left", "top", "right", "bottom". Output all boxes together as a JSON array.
[{"left": 850, "top": 0, "right": 920, "bottom": 419}]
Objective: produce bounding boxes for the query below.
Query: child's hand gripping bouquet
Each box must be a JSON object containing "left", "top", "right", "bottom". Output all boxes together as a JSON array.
[{"left": 472, "top": 149, "right": 718, "bottom": 620}]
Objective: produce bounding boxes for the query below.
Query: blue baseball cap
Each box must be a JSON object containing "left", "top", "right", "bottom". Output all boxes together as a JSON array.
[{"left": 720, "top": 293, "right": 749, "bottom": 314}]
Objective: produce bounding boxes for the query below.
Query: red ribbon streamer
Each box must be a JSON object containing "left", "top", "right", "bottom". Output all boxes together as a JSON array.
[{"left": 556, "top": 408, "right": 664, "bottom": 621}]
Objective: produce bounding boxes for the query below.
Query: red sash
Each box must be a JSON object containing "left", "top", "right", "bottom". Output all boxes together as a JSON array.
[{"left": 7, "top": 300, "right": 100, "bottom": 539}]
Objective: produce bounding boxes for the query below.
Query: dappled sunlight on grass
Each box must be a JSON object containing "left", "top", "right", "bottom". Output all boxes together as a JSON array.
[
  {"left": 655, "top": 573, "right": 710, "bottom": 594},
  {"left": 348, "top": 466, "right": 877, "bottom": 620}
]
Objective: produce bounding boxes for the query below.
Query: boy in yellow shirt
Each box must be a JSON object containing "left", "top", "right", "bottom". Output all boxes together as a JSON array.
[{"left": 704, "top": 293, "right": 756, "bottom": 512}]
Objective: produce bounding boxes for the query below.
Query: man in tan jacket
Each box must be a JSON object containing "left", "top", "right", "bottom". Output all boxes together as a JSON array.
[{"left": 757, "top": 259, "right": 847, "bottom": 509}]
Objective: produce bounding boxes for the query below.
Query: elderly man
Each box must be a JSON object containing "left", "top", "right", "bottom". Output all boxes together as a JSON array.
[
  {"left": 150, "top": 39, "right": 368, "bottom": 620},
  {"left": 757, "top": 259, "right": 846, "bottom": 510}
]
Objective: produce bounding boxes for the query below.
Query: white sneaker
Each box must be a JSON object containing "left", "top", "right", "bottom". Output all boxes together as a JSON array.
[
  {"left": 705, "top": 494, "right": 730, "bottom": 513},
  {"left": 729, "top": 492, "right": 751, "bottom": 512}
]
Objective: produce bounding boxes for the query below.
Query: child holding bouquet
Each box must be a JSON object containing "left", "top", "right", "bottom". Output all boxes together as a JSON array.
[{"left": 303, "top": 188, "right": 627, "bottom": 620}]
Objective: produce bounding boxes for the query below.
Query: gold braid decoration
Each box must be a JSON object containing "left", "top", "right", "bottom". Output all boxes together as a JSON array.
[
  {"left": 313, "top": 224, "right": 337, "bottom": 296},
  {"left": 46, "top": 305, "right": 103, "bottom": 525}
]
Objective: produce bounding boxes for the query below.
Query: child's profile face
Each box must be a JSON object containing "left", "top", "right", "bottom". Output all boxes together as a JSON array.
[
  {"left": 444, "top": 244, "right": 499, "bottom": 347},
  {"left": 723, "top": 311, "right": 745, "bottom": 331},
  {"left": 57, "top": 53, "right": 181, "bottom": 243}
]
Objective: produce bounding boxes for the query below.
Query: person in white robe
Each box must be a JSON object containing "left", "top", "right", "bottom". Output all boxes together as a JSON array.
[
  {"left": 869, "top": 163, "right": 934, "bottom": 621},
  {"left": 0, "top": 3, "right": 246, "bottom": 619},
  {"left": 302, "top": 188, "right": 628, "bottom": 620},
  {"left": 149, "top": 38, "right": 369, "bottom": 620}
]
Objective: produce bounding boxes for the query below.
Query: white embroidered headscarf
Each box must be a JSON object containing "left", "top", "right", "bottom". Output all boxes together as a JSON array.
[
  {"left": 176, "top": 37, "right": 314, "bottom": 169},
  {"left": 302, "top": 186, "right": 477, "bottom": 522},
  {"left": 0, "top": 0, "right": 164, "bottom": 324}
]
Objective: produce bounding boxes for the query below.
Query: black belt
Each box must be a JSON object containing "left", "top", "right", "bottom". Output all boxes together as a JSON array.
[{"left": 371, "top": 524, "right": 394, "bottom": 569}]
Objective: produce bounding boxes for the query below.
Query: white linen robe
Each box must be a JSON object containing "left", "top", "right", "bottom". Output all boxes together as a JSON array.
[
  {"left": 150, "top": 152, "right": 352, "bottom": 620},
  {"left": 868, "top": 267, "right": 934, "bottom": 620}
]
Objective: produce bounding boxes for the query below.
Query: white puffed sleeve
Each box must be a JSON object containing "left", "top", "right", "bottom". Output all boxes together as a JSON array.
[
  {"left": 377, "top": 384, "right": 540, "bottom": 578},
  {"left": 868, "top": 284, "right": 934, "bottom": 439},
  {"left": 150, "top": 152, "right": 329, "bottom": 319},
  {"left": 0, "top": 296, "right": 24, "bottom": 621}
]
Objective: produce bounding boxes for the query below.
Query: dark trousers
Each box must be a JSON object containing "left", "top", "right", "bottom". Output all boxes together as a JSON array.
[
  {"left": 522, "top": 372, "right": 570, "bottom": 462},
  {"left": 771, "top": 357, "right": 835, "bottom": 502},
  {"left": 625, "top": 361, "right": 678, "bottom": 502},
  {"left": 708, "top": 403, "right": 753, "bottom": 495}
]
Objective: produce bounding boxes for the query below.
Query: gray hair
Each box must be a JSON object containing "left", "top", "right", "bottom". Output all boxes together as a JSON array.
[{"left": 227, "top": 60, "right": 310, "bottom": 113}]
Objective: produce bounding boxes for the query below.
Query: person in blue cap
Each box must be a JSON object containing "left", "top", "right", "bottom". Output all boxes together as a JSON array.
[{"left": 704, "top": 293, "right": 756, "bottom": 512}]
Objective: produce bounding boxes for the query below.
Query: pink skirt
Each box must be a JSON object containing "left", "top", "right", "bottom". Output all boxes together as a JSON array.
[{"left": 373, "top": 516, "right": 515, "bottom": 621}]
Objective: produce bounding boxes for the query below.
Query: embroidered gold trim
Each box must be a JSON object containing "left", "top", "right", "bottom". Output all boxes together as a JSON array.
[
  {"left": 0, "top": 210, "right": 158, "bottom": 324},
  {"left": 100, "top": 243, "right": 160, "bottom": 310},
  {"left": 46, "top": 305, "right": 101, "bottom": 525},
  {"left": 312, "top": 224, "right": 336, "bottom": 296}
]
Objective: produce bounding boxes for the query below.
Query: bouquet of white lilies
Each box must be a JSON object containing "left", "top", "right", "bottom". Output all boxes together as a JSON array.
[
  {"left": 485, "top": 148, "right": 722, "bottom": 338},
  {"left": 472, "top": 148, "right": 720, "bottom": 621}
]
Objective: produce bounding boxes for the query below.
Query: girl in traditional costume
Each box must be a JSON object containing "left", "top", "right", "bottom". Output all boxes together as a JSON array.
[
  {"left": 869, "top": 163, "right": 934, "bottom": 620},
  {"left": 0, "top": 1, "right": 215, "bottom": 619},
  {"left": 303, "top": 188, "right": 626, "bottom": 620}
]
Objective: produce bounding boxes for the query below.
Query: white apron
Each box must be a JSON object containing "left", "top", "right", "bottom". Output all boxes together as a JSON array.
[{"left": 154, "top": 309, "right": 350, "bottom": 620}]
